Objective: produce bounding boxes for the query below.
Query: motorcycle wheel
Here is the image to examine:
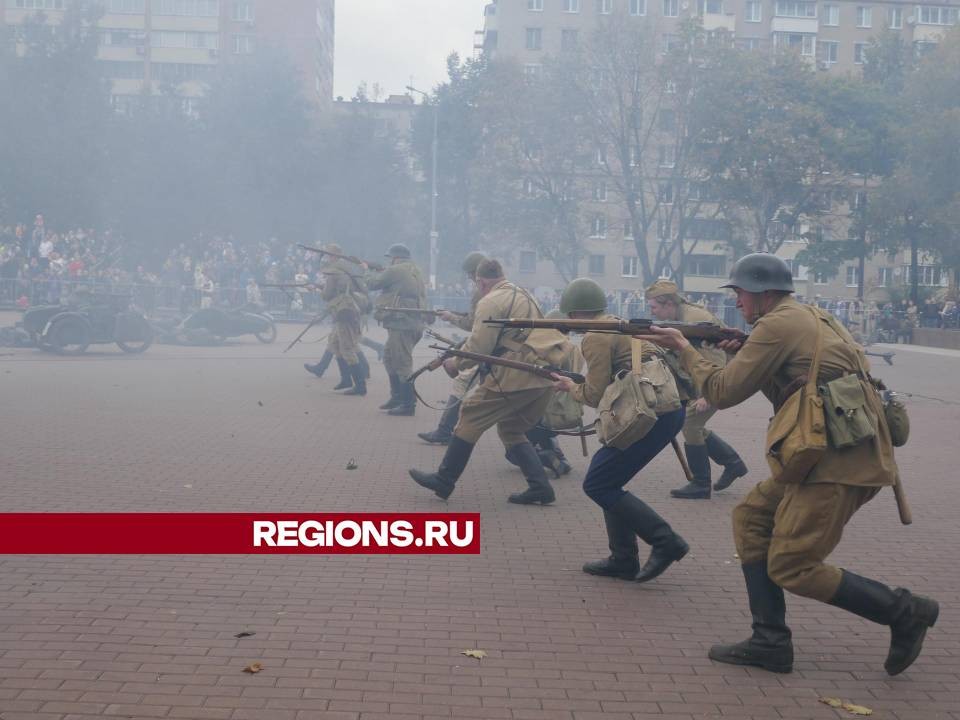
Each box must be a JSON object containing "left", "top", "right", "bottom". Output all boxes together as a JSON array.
[
  {"left": 47, "top": 316, "right": 91, "bottom": 355},
  {"left": 115, "top": 313, "right": 154, "bottom": 354},
  {"left": 254, "top": 320, "right": 277, "bottom": 344}
]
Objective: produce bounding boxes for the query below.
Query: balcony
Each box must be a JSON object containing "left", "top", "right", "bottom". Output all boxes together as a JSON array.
[
  {"left": 702, "top": 13, "right": 736, "bottom": 31},
  {"left": 771, "top": 16, "right": 819, "bottom": 33}
]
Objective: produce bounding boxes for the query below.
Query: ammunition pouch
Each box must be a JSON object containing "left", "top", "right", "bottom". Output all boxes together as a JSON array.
[{"left": 818, "top": 374, "right": 876, "bottom": 450}]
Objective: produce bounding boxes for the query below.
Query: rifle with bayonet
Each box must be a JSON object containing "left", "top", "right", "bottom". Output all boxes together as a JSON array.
[
  {"left": 283, "top": 309, "right": 330, "bottom": 353},
  {"left": 424, "top": 328, "right": 464, "bottom": 348},
  {"left": 384, "top": 306, "right": 467, "bottom": 319},
  {"left": 483, "top": 317, "right": 749, "bottom": 344},
  {"left": 407, "top": 344, "right": 586, "bottom": 385},
  {"left": 297, "top": 243, "right": 384, "bottom": 272}
]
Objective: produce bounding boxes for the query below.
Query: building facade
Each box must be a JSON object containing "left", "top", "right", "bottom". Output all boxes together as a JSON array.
[
  {"left": 476, "top": 0, "right": 957, "bottom": 301},
  {"left": 1, "top": 0, "right": 336, "bottom": 114}
]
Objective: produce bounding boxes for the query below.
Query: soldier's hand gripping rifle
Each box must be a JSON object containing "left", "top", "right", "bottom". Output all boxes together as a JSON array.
[
  {"left": 297, "top": 244, "right": 385, "bottom": 272},
  {"left": 407, "top": 344, "right": 586, "bottom": 386},
  {"left": 483, "top": 317, "right": 749, "bottom": 344}
]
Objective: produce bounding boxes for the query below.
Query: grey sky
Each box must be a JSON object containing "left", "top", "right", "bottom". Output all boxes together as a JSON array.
[{"left": 334, "top": 0, "right": 488, "bottom": 100}]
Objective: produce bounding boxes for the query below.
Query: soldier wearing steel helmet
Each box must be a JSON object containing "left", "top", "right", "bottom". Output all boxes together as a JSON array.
[
  {"left": 552, "top": 278, "right": 690, "bottom": 584},
  {"left": 645, "top": 279, "right": 748, "bottom": 499},
  {"left": 418, "top": 252, "right": 487, "bottom": 445},
  {"left": 364, "top": 243, "right": 427, "bottom": 415},
  {"left": 638, "top": 253, "right": 938, "bottom": 676}
]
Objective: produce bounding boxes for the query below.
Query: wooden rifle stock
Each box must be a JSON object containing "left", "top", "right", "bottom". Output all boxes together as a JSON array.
[
  {"left": 483, "top": 317, "right": 748, "bottom": 343},
  {"left": 427, "top": 345, "right": 586, "bottom": 384},
  {"left": 297, "top": 244, "right": 384, "bottom": 272}
]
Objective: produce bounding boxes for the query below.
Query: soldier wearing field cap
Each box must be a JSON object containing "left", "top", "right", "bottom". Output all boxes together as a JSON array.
[
  {"left": 638, "top": 253, "right": 939, "bottom": 676},
  {"left": 317, "top": 243, "right": 368, "bottom": 395},
  {"left": 645, "top": 279, "right": 748, "bottom": 499},
  {"left": 365, "top": 243, "right": 427, "bottom": 416}
]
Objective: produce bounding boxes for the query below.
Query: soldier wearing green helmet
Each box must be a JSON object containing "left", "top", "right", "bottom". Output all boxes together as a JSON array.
[
  {"left": 636, "top": 252, "right": 938, "bottom": 676},
  {"left": 552, "top": 277, "right": 690, "bottom": 585}
]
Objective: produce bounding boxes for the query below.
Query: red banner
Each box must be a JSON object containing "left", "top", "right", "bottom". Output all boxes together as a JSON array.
[{"left": 0, "top": 513, "right": 480, "bottom": 554}]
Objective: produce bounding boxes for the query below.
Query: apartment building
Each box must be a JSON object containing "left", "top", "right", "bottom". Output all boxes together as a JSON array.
[
  {"left": 477, "top": 0, "right": 956, "bottom": 300},
  {"left": 1, "top": 0, "right": 336, "bottom": 114}
]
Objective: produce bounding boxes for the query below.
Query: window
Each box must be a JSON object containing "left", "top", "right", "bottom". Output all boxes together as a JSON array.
[
  {"left": 663, "top": 0, "right": 679, "bottom": 15},
  {"left": 775, "top": 32, "right": 816, "bottom": 55},
  {"left": 152, "top": 31, "right": 219, "bottom": 49},
  {"left": 658, "top": 108, "right": 676, "bottom": 131},
  {"left": 775, "top": 0, "right": 816, "bottom": 17},
  {"left": 822, "top": 4, "right": 839, "bottom": 25},
  {"left": 687, "top": 219, "right": 731, "bottom": 240},
  {"left": 658, "top": 145, "right": 676, "bottom": 167},
  {"left": 917, "top": 6, "right": 958, "bottom": 25},
  {"left": 852, "top": 190, "right": 867, "bottom": 210},
  {"left": 877, "top": 267, "right": 891, "bottom": 287},
  {"left": 658, "top": 182, "right": 674, "bottom": 204},
  {"left": 739, "top": 37, "right": 762, "bottom": 50},
  {"left": 888, "top": 6, "right": 902, "bottom": 28},
  {"left": 856, "top": 6, "right": 871, "bottom": 27},
  {"left": 98, "top": 60, "right": 145, "bottom": 79},
  {"left": 630, "top": 0, "right": 646, "bottom": 14},
  {"left": 561, "top": 28, "right": 579, "bottom": 50},
  {"left": 698, "top": 0, "right": 723, "bottom": 13},
  {"left": 846, "top": 266, "right": 860, "bottom": 287},
  {"left": 527, "top": 0, "right": 543, "bottom": 9},
  {"left": 814, "top": 271, "right": 829, "bottom": 284},
  {"left": 153, "top": 61, "right": 216, "bottom": 83},
  {"left": 854, "top": 42, "right": 866, "bottom": 64},
  {"left": 563, "top": 0, "right": 581, "bottom": 11},
  {"left": 519, "top": 251, "right": 537, "bottom": 273},
  {"left": 597, "top": 0, "right": 613, "bottom": 13},
  {"left": 593, "top": 181, "right": 608, "bottom": 202},
  {"left": 233, "top": 34, "right": 254, "bottom": 54},
  {"left": 819, "top": 40, "right": 839, "bottom": 63},
  {"left": 525, "top": 27, "right": 543, "bottom": 50},
  {"left": 784, "top": 259, "right": 809, "bottom": 280},
  {"left": 664, "top": 80, "right": 677, "bottom": 93},
  {"left": 595, "top": 146, "right": 607, "bottom": 165},
  {"left": 622, "top": 256, "right": 640, "bottom": 277},
  {"left": 589, "top": 254, "right": 606, "bottom": 274},
  {"left": 232, "top": 1, "right": 254, "bottom": 21},
  {"left": 14, "top": 0, "right": 64, "bottom": 8},
  {"left": 101, "top": 29, "right": 146, "bottom": 47},
  {"left": 155, "top": 0, "right": 219, "bottom": 16},
  {"left": 523, "top": 178, "right": 535, "bottom": 196},
  {"left": 623, "top": 220, "right": 634, "bottom": 238},
  {"left": 687, "top": 254, "right": 726, "bottom": 277},
  {"left": 105, "top": 0, "right": 144, "bottom": 10},
  {"left": 591, "top": 215, "right": 608, "bottom": 237},
  {"left": 523, "top": 63, "right": 543, "bottom": 78},
  {"left": 904, "top": 265, "right": 946, "bottom": 286},
  {"left": 745, "top": 0, "right": 762, "bottom": 21}
]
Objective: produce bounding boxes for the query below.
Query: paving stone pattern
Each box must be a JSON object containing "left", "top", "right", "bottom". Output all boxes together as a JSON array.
[{"left": 0, "top": 323, "right": 957, "bottom": 719}]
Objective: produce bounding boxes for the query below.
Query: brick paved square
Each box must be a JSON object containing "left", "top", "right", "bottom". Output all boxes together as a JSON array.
[{"left": 1, "top": 323, "right": 957, "bottom": 719}]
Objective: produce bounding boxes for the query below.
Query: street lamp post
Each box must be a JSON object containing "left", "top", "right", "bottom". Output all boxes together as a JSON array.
[{"left": 407, "top": 85, "right": 439, "bottom": 290}]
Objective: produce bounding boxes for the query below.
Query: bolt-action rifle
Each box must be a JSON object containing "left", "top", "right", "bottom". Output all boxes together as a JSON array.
[
  {"left": 424, "top": 328, "right": 464, "bottom": 348},
  {"left": 407, "top": 344, "right": 586, "bottom": 385},
  {"left": 283, "top": 309, "right": 330, "bottom": 354},
  {"left": 864, "top": 349, "right": 895, "bottom": 366},
  {"left": 483, "top": 317, "right": 749, "bottom": 344},
  {"left": 297, "top": 244, "right": 384, "bottom": 272},
  {"left": 384, "top": 306, "right": 467, "bottom": 319}
]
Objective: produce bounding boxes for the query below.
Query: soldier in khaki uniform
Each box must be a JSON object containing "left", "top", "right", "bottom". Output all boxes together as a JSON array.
[
  {"left": 365, "top": 243, "right": 427, "bottom": 416},
  {"left": 418, "top": 251, "right": 486, "bottom": 445},
  {"left": 552, "top": 279, "right": 689, "bottom": 583},
  {"left": 645, "top": 280, "right": 748, "bottom": 499},
  {"left": 409, "top": 259, "right": 570, "bottom": 505},
  {"left": 319, "top": 244, "right": 367, "bottom": 396},
  {"left": 640, "top": 254, "right": 939, "bottom": 676}
]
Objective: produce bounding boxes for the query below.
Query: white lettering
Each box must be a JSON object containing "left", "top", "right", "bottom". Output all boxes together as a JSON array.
[
  {"left": 449, "top": 520, "right": 474, "bottom": 548},
  {"left": 334, "top": 520, "right": 361, "bottom": 547},
  {"left": 363, "top": 520, "right": 388, "bottom": 546},
  {"left": 390, "top": 520, "right": 414, "bottom": 547},
  {"left": 298, "top": 520, "right": 323, "bottom": 547},
  {"left": 276, "top": 520, "right": 299, "bottom": 546},
  {"left": 252, "top": 521, "right": 277, "bottom": 547},
  {"left": 424, "top": 520, "right": 449, "bottom": 547}
]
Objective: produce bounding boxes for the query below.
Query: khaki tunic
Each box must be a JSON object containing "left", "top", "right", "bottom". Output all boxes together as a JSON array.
[
  {"left": 677, "top": 303, "right": 726, "bottom": 445},
  {"left": 571, "top": 317, "right": 633, "bottom": 408},
  {"left": 678, "top": 295, "right": 899, "bottom": 601},
  {"left": 453, "top": 280, "right": 568, "bottom": 447},
  {"left": 321, "top": 262, "right": 361, "bottom": 364},
  {"left": 368, "top": 260, "right": 426, "bottom": 377}
]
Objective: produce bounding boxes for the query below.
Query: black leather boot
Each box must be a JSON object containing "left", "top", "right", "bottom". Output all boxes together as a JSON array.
[
  {"left": 332, "top": 358, "right": 352, "bottom": 390},
  {"left": 538, "top": 437, "right": 572, "bottom": 478},
  {"left": 671, "top": 443, "right": 712, "bottom": 499},
  {"left": 408, "top": 437, "right": 474, "bottom": 500},
  {"left": 380, "top": 373, "right": 401, "bottom": 410},
  {"left": 607, "top": 493, "right": 688, "bottom": 583},
  {"left": 582, "top": 510, "right": 640, "bottom": 579},
  {"left": 418, "top": 396, "right": 460, "bottom": 444},
  {"left": 357, "top": 350, "right": 371, "bottom": 379},
  {"left": 709, "top": 562, "right": 794, "bottom": 673},
  {"left": 507, "top": 442, "right": 556, "bottom": 505},
  {"left": 704, "top": 432, "right": 748, "bottom": 491},
  {"left": 342, "top": 362, "right": 367, "bottom": 396},
  {"left": 304, "top": 351, "right": 333, "bottom": 378},
  {"left": 828, "top": 570, "right": 939, "bottom": 676},
  {"left": 388, "top": 381, "right": 416, "bottom": 416}
]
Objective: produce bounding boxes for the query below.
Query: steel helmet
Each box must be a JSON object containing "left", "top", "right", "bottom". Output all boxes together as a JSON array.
[
  {"left": 721, "top": 253, "right": 795, "bottom": 293},
  {"left": 384, "top": 243, "right": 411, "bottom": 259},
  {"left": 559, "top": 278, "right": 607, "bottom": 314},
  {"left": 461, "top": 251, "right": 486, "bottom": 277}
]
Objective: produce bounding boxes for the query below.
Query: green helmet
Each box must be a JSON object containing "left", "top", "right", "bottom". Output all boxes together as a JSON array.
[
  {"left": 461, "top": 251, "right": 486, "bottom": 277},
  {"left": 385, "top": 243, "right": 411, "bottom": 259},
  {"left": 545, "top": 308, "right": 566, "bottom": 319},
  {"left": 560, "top": 278, "right": 607, "bottom": 314},
  {"left": 721, "top": 253, "right": 795, "bottom": 293}
]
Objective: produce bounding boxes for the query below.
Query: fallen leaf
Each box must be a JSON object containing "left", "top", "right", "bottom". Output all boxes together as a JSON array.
[
  {"left": 243, "top": 662, "right": 263, "bottom": 674},
  {"left": 183, "top": 484, "right": 193, "bottom": 489},
  {"left": 460, "top": 649, "right": 487, "bottom": 660},
  {"left": 346, "top": 458, "right": 358, "bottom": 470},
  {"left": 235, "top": 631, "right": 255, "bottom": 638},
  {"left": 820, "top": 698, "right": 843, "bottom": 708},
  {"left": 819, "top": 697, "right": 873, "bottom": 716}
]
